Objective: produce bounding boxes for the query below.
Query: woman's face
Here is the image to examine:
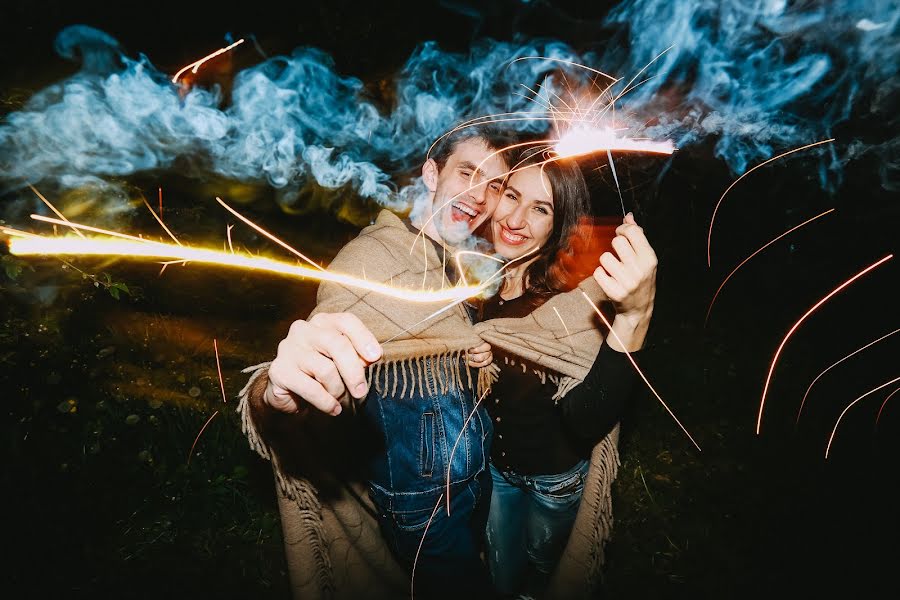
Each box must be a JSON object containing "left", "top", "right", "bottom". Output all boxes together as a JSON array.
[{"left": 491, "top": 165, "right": 555, "bottom": 260}]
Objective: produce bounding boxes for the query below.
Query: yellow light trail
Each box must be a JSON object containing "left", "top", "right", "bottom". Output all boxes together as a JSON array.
[
  {"left": 171, "top": 39, "right": 245, "bottom": 84},
  {"left": 554, "top": 126, "right": 675, "bottom": 158},
  {"left": 4, "top": 234, "right": 484, "bottom": 304}
]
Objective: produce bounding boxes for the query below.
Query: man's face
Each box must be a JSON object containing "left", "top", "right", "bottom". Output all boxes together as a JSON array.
[{"left": 424, "top": 138, "right": 508, "bottom": 246}]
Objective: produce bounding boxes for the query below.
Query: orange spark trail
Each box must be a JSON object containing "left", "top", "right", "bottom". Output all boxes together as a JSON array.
[
  {"left": 875, "top": 388, "right": 900, "bottom": 428},
  {"left": 410, "top": 492, "right": 444, "bottom": 600},
  {"left": 446, "top": 388, "right": 490, "bottom": 514},
  {"left": 187, "top": 410, "right": 220, "bottom": 466},
  {"left": 214, "top": 338, "right": 227, "bottom": 404},
  {"left": 825, "top": 375, "right": 900, "bottom": 459},
  {"left": 705, "top": 208, "right": 835, "bottom": 326},
  {"left": 171, "top": 38, "right": 245, "bottom": 84},
  {"left": 581, "top": 291, "right": 701, "bottom": 451},
  {"left": 141, "top": 195, "right": 182, "bottom": 246},
  {"left": 29, "top": 186, "right": 85, "bottom": 238},
  {"left": 707, "top": 139, "right": 835, "bottom": 267},
  {"left": 158, "top": 187, "right": 163, "bottom": 221},
  {"left": 796, "top": 328, "right": 899, "bottom": 424},
  {"left": 756, "top": 254, "right": 893, "bottom": 435}
]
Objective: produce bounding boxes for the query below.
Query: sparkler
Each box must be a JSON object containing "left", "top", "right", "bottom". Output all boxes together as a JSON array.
[
  {"left": 756, "top": 254, "right": 893, "bottom": 435},
  {"left": 825, "top": 375, "right": 900, "bottom": 459},
  {"left": 171, "top": 39, "right": 245, "bottom": 84}
]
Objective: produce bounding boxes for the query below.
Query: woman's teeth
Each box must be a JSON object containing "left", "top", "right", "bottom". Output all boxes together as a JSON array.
[{"left": 500, "top": 228, "right": 526, "bottom": 243}]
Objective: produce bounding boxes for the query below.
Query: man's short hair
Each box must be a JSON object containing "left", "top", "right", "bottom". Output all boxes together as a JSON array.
[{"left": 428, "top": 124, "right": 519, "bottom": 172}]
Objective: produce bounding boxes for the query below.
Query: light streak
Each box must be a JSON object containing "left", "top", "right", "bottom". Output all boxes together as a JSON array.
[
  {"left": 607, "top": 148, "right": 626, "bottom": 217},
  {"left": 214, "top": 338, "right": 227, "bottom": 404},
  {"left": 554, "top": 126, "right": 675, "bottom": 158},
  {"left": 705, "top": 208, "right": 835, "bottom": 326},
  {"left": 142, "top": 195, "right": 182, "bottom": 246},
  {"left": 825, "top": 375, "right": 900, "bottom": 459},
  {"left": 446, "top": 388, "right": 490, "bottom": 515},
  {"left": 171, "top": 39, "right": 245, "bottom": 84},
  {"left": 756, "top": 254, "right": 893, "bottom": 435},
  {"left": 187, "top": 410, "right": 220, "bottom": 466},
  {"left": 553, "top": 306, "right": 571, "bottom": 337},
  {"left": 581, "top": 291, "right": 701, "bottom": 451},
  {"left": 29, "top": 186, "right": 84, "bottom": 238},
  {"left": 796, "top": 328, "right": 900, "bottom": 424},
  {"left": 875, "top": 388, "right": 900, "bottom": 428},
  {"left": 411, "top": 492, "right": 444, "bottom": 600},
  {"left": 6, "top": 234, "right": 485, "bottom": 304},
  {"left": 707, "top": 139, "right": 835, "bottom": 267}
]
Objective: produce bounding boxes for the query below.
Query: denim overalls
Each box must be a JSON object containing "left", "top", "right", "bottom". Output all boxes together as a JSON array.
[{"left": 363, "top": 353, "right": 494, "bottom": 598}]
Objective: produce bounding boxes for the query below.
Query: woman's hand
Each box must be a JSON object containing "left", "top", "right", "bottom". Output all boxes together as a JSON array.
[
  {"left": 592, "top": 212, "right": 657, "bottom": 320},
  {"left": 466, "top": 342, "right": 493, "bottom": 368}
]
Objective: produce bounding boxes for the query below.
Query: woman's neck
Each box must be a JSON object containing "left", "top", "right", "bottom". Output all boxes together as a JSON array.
[{"left": 499, "top": 255, "right": 539, "bottom": 300}]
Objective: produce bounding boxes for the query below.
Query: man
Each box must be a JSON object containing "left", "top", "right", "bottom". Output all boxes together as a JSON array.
[{"left": 243, "top": 125, "right": 516, "bottom": 599}]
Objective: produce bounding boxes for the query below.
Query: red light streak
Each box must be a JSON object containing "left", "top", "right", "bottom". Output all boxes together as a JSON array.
[
  {"left": 825, "top": 375, "right": 900, "bottom": 459},
  {"left": 756, "top": 254, "right": 893, "bottom": 435}
]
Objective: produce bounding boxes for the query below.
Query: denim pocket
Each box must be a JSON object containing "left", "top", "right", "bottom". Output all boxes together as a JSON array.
[
  {"left": 392, "top": 505, "right": 437, "bottom": 532},
  {"left": 420, "top": 412, "right": 435, "bottom": 477}
]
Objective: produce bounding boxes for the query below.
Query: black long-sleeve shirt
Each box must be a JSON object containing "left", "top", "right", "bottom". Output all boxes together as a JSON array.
[{"left": 480, "top": 291, "right": 641, "bottom": 475}]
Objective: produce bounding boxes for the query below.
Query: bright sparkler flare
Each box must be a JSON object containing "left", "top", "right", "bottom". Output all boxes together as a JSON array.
[
  {"left": 4, "top": 234, "right": 483, "bottom": 304},
  {"left": 553, "top": 126, "right": 675, "bottom": 158},
  {"left": 171, "top": 39, "right": 245, "bottom": 84}
]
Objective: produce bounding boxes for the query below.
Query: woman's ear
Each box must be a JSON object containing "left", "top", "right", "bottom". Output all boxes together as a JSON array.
[{"left": 422, "top": 158, "right": 439, "bottom": 192}]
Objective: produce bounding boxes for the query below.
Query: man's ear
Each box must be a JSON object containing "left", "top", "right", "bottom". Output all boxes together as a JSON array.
[{"left": 422, "top": 158, "right": 439, "bottom": 192}]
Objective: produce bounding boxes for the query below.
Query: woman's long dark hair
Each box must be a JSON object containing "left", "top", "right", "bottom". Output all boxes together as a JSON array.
[{"left": 504, "top": 148, "right": 591, "bottom": 303}]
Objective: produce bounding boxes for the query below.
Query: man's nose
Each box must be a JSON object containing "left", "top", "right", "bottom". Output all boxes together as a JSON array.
[{"left": 468, "top": 181, "right": 487, "bottom": 204}]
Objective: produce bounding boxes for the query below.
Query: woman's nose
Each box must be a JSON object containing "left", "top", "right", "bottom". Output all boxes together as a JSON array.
[{"left": 506, "top": 205, "right": 527, "bottom": 229}]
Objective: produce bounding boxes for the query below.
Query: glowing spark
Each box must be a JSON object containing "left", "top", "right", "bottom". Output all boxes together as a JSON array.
[
  {"left": 171, "top": 39, "right": 245, "bottom": 84},
  {"left": 6, "top": 236, "right": 485, "bottom": 303},
  {"left": 158, "top": 186, "right": 163, "bottom": 221},
  {"left": 756, "top": 254, "right": 893, "bottom": 435},
  {"left": 142, "top": 195, "right": 182, "bottom": 246},
  {"left": 705, "top": 208, "right": 835, "bottom": 326},
  {"left": 411, "top": 492, "right": 444, "bottom": 600},
  {"left": 707, "top": 139, "right": 835, "bottom": 267},
  {"left": 581, "top": 291, "right": 701, "bottom": 451},
  {"left": 607, "top": 148, "right": 626, "bottom": 217},
  {"left": 554, "top": 126, "right": 675, "bottom": 158},
  {"left": 187, "top": 410, "right": 220, "bottom": 466},
  {"left": 875, "top": 388, "right": 900, "bottom": 428},
  {"left": 214, "top": 338, "right": 227, "bottom": 404},
  {"left": 29, "top": 186, "right": 84, "bottom": 238},
  {"left": 446, "top": 388, "right": 490, "bottom": 514},
  {"left": 215, "top": 197, "right": 324, "bottom": 271},
  {"left": 796, "top": 328, "right": 900, "bottom": 424},
  {"left": 825, "top": 375, "right": 900, "bottom": 459},
  {"left": 553, "top": 307, "right": 571, "bottom": 337},
  {"left": 226, "top": 224, "right": 235, "bottom": 254}
]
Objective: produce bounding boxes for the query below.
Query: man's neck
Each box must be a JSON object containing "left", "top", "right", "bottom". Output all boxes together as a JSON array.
[{"left": 411, "top": 201, "right": 451, "bottom": 250}]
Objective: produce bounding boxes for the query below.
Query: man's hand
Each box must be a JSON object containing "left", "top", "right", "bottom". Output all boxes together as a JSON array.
[
  {"left": 592, "top": 212, "right": 658, "bottom": 320},
  {"left": 265, "top": 313, "right": 382, "bottom": 417},
  {"left": 466, "top": 342, "right": 493, "bottom": 368}
]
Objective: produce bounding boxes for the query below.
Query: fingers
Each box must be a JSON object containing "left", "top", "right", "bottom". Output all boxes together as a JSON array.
[
  {"left": 615, "top": 220, "right": 657, "bottom": 268},
  {"left": 466, "top": 342, "right": 493, "bottom": 368},
  {"left": 592, "top": 264, "right": 628, "bottom": 303},
  {"left": 310, "top": 312, "right": 382, "bottom": 363},
  {"left": 307, "top": 322, "right": 371, "bottom": 400},
  {"left": 267, "top": 359, "right": 342, "bottom": 416}
]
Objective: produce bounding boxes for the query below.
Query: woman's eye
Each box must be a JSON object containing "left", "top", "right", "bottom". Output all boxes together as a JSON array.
[
  {"left": 535, "top": 206, "right": 549, "bottom": 215},
  {"left": 504, "top": 192, "right": 517, "bottom": 201}
]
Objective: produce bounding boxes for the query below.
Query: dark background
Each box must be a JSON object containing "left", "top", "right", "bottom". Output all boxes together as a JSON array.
[{"left": 1, "top": 1, "right": 897, "bottom": 598}]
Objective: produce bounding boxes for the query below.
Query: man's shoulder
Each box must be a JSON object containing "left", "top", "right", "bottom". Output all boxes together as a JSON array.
[{"left": 328, "top": 210, "right": 418, "bottom": 271}]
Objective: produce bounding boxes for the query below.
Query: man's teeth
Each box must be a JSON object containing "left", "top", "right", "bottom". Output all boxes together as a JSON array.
[{"left": 452, "top": 202, "right": 478, "bottom": 218}]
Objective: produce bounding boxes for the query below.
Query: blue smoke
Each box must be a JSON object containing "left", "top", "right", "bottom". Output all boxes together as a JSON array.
[{"left": 1, "top": 0, "right": 897, "bottom": 210}]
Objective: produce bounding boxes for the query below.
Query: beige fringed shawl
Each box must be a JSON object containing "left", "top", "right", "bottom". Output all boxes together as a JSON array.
[{"left": 238, "top": 209, "right": 621, "bottom": 599}]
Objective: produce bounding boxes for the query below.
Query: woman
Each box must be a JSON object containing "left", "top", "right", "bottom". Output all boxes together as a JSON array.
[{"left": 466, "top": 148, "right": 657, "bottom": 597}]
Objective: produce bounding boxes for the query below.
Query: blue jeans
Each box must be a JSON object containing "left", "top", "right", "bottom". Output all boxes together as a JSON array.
[
  {"left": 364, "top": 355, "right": 494, "bottom": 598},
  {"left": 485, "top": 459, "right": 589, "bottom": 596}
]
